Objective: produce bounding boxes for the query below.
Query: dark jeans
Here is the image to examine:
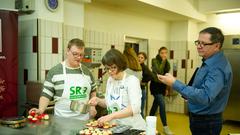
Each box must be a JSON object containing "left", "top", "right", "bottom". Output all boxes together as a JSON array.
[
  {"left": 189, "top": 112, "right": 223, "bottom": 135},
  {"left": 141, "top": 88, "right": 146, "bottom": 117},
  {"left": 149, "top": 94, "right": 167, "bottom": 126}
]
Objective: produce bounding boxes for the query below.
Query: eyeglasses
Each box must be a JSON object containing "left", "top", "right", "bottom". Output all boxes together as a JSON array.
[
  {"left": 194, "top": 40, "right": 216, "bottom": 47},
  {"left": 104, "top": 65, "right": 118, "bottom": 72},
  {"left": 70, "top": 50, "right": 84, "bottom": 58}
]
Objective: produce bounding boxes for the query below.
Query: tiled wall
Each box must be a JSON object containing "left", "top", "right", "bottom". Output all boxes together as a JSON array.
[
  {"left": 38, "top": 19, "right": 63, "bottom": 82},
  {"left": 83, "top": 29, "right": 125, "bottom": 54},
  {"left": 146, "top": 39, "right": 169, "bottom": 114},
  {"left": 63, "top": 24, "right": 83, "bottom": 53},
  {"left": 146, "top": 40, "right": 201, "bottom": 114},
  {"left": 18, "top": 19, "right": 38, "bottom": 114},
  {"left": 18, "top": 19, "right": 63, "bottom": 114},
  {"left": 163, "top": 41, "right": 201, "bottom": 113},
  {"left": 83, "top": 29, "right": 125, "bottom": 93}
]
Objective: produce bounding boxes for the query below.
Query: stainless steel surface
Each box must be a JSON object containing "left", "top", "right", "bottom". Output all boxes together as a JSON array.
[
  {"left": 0, "top": 115, "right": 86, "bottom": 135},
  {"left": 223, "top": 35, "right": 240, "bottom": 49},
  {"left": 223, "top": 49, "right": 240, "bottom": 121}
]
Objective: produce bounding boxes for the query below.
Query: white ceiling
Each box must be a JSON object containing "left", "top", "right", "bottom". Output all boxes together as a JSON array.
[
  {"left": 90, "top": 0, "right": 191, "bottom": 21},
  {"left": 69, "top": 0, "right": 240, "bottom": 21}
]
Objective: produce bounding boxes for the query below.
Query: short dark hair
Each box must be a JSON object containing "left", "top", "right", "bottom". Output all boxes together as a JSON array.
[
  {"left": 200, "top": 27, "right": 224, "bottom": 48},
  {"left": 138, "top": 52, "right": 147, "bottom": 60},
  {"left": 102, "top": 49, "right": 127, "bottom": 72},
  {"left": 67, "top": 38, "right": 85, "bottom": 49},
  {"left": 158, "top": 46, "right": 168, "bottom": 54}
]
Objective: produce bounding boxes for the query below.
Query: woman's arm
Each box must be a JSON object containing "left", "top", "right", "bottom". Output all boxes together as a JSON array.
[{"left": 97, "top": 105, "right": 133, "bottom": 124}]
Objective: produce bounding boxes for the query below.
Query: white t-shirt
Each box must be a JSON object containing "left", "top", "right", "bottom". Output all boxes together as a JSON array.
[{"left": 105, "top": 72, "right": 146, "bottom": 130}]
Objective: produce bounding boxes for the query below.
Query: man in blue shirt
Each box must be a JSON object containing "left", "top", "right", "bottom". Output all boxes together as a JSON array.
[{"left": 158, "top": 27, "right": 233, "bottom": 135}]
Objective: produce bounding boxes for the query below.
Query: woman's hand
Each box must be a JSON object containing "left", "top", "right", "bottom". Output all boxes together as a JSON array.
[
  {"left": 97, "top": 114, "right": 114, "bottom": 126},
  {"left": 88, "top": 97, "right": 99, "bottom": 106}
]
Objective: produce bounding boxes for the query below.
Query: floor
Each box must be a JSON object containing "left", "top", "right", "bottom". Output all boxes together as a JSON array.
[{"left": 154, "top": 112, "right": 240, "bottom": 135}]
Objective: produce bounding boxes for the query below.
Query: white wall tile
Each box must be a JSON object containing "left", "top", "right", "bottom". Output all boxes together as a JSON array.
[
  {"left": 45, "top": 54, "right": 52, "bottom": 70},
  {"left": 40, "top": 70, "right": 46, "bottom": 81},
  {"left": 45, "top": 21, "right": 52, "bottom": 37},
  {"left": 23, "top": 37, "right": 32, "bottom": 53},
  {"left": 32, "top": 19, "right": 37, "bottom": 36},
  {"left": 18, "top": 68, "right": 23, "bottom": 85},
  {"left": 30, "top": 53, "right": 38, "bottom": 70},
  {"left": 58, "top": 23, "right": 63, "bottom": 38},
  {"left": 23, "top": 53, "right": 31, "bottom": 69},
  {"left": 28, "top": 69, "right": 38, "bottom": 81},
  {"left": 39, "top": 19, "right": 46, "bottom": 36},
  {"left": 90, "top": 30, "right": 95, "bottom": 43},
  {"left": 52, "top": 21, "right": 60, "bottom": 38},
  {"left": 52, "top": 54, "right": 60, "bottom": 67},
  {"left": 84, "top": 29, "right": 90, "bottom": 43},
  {"left": 40, "top": 54, "right": 45, "bottom": 70},
  {"left": 58, "top": 54, "right": 63, "bottom": 63},
  {"left": 19, "top": 37, "right": 23, "bottom": 53},
  {"left": 94, "top": 31, "right": 98, "bottom": 43},
  {"left": 58, "top": 38, "right": 63, "bottom": 54},
  {"left": 45, "top": 37, "right": 52, "bottom": 53},
  {"left": 39, "top": 36, "right": 45, "bottom": 53}
]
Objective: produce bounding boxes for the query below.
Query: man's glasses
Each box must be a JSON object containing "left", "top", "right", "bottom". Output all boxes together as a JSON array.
[
  {"left": 194, "top": 40, "right": 216, "bottom": 47},
  {"left": 70, "top": 50, "right": 84, "bottom": 58},
  {"left": 104, "top": 65, "right": 118, "bottom": 72}
]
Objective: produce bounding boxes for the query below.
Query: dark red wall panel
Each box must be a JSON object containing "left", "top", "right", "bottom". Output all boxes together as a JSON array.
[{"left": 0, "top": 10, "right": 18, "bottom": 117}]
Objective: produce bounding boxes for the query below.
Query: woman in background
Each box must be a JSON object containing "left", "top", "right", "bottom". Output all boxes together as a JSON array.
[
  {"left": 149, "top": 47, "right": 173, "bottom": 135},
  {"left": 138, "top": 52, "right": 153, "bottom": 117},
  {"left": 89, "top": 49, "right": 145, "bottom": 130},
  {"left": 123, "top": 45, "right": 142, "bottom": 80}
]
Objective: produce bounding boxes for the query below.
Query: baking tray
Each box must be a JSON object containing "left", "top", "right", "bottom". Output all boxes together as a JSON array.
[{"left": 0, "top": 116, "right": 26, "bottom": 128}]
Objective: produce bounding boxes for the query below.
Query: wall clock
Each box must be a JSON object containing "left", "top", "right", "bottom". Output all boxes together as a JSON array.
[{"left": 45, "top": 0, "right": 59, "bottom": 12}]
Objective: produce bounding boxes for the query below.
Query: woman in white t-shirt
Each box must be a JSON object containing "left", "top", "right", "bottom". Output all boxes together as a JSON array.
[{"left": 88, "top": 49, "right": 146, "bottom": 130}]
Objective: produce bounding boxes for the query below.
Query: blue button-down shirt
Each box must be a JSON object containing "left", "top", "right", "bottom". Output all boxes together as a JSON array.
[{"left": 173, "top": 51, "right": 232, "bottom": 114}]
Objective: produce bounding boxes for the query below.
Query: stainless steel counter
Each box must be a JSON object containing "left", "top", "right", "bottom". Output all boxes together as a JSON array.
[
  {"left": 0, "top": 115, "right": 86, "bottom": 135},
  {"left": 0, "top": 115, "right": 147, "bottom": 135}
]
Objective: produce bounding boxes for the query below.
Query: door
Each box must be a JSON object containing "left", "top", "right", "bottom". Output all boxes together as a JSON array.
[{"left": 223, "top": 49, "right": 240, "bottom": 121}]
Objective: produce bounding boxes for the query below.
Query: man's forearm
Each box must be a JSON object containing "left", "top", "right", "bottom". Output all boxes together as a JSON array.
[{"left": 39, "top": 96, "right": 50, "bottom": 113}]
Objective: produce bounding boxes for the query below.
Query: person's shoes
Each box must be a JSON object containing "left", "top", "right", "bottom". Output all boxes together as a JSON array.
[{"left": 163, "top": 126, "right": 174, "bottom": 135}]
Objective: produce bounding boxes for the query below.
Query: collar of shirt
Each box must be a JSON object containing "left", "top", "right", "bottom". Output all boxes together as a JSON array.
[{"left": 202, "top": 51, "right": 223, "bottom": 67}]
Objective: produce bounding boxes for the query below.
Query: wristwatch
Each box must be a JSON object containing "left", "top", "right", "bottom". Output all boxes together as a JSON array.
[{"left": 45, "top": 0, "right": 59, "bottom": 12}]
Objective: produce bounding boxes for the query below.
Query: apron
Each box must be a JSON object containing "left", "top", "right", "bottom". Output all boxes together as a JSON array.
[
  {"left": 106, "top": 73, "right": 126, "bottom": 114},
  {"left": 54, "top": 61, "right": 91, "bottom": 120},
  {"left": 106, "top": 72, "right": 146, "bottom": 130}
]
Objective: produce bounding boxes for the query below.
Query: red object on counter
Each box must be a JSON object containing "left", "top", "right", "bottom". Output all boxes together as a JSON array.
[
  {"left": 29, "top": 111, "right": 36, "bottom": 117},
  {"left": 31, "top": 117, "right": 38, "bottom": 123},
  {"left": 27, "top": 113, "right": 49, "bottom": 123}
]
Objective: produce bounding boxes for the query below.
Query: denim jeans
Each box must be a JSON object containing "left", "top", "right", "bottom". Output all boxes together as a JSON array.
[
  {"left": 189, "top": 112, "right": 223, "bottom": 135},
  {"left": 149, "top": 94, "right": 167, "bottom": 126},
  {"left": 141, "top": 88, "right": 146, "bottom": 117}
]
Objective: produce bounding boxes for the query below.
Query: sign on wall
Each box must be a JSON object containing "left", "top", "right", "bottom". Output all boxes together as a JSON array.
[
  {"left": 0, "top": 19, "right": 2, "bottom": 53},
  {"left": 0, "top": 10, "right": 18, "bottom": 118}
]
